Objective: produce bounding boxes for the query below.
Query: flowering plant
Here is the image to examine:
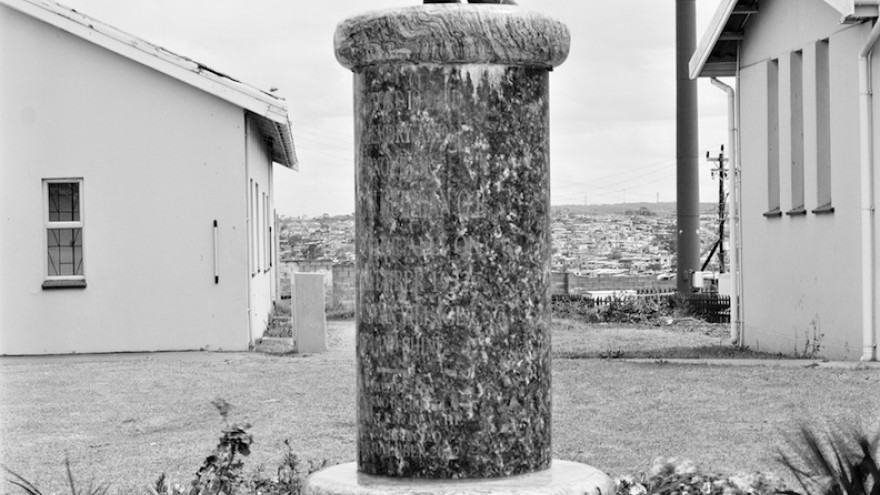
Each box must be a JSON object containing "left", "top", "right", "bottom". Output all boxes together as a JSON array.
[{"left": 615, "top": 457, "right": 791, "bottom": 495}]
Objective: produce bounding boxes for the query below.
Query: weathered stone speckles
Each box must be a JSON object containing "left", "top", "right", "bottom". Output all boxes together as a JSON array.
[
  {"left": 354, "top": 63, "right": 552, "bottom": 479},
  {"left": 332, "top": 0, "right": 572, "bottom": 482},
  {"left": 334, "top": 5, "right": 570, "bottom": 71}
]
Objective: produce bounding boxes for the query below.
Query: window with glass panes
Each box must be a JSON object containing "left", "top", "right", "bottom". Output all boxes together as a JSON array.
[{"left": 44, "top": 179, "right": 85, "bottom": 285}]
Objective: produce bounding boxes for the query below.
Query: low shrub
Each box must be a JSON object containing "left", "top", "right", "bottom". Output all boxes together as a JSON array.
[
  {"left": 613, "top": 424, "right": 880, "bottom": 495},
  {"left": 552, "top": 295, "right": 676, "bottom": 324},
  {"left": 150, "top": 399, "right": 326, "bottom": 495},
  {"left": 615, "top": 457, "right": 790, "bottom": 495},
  {"left": 599, "top": 296, "right": 674, "bottom": 324},
  {"left": 552, "top": 292, "right": 730, "bottom": 325}
]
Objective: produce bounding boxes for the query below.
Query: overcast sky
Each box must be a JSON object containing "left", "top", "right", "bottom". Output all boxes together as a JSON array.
[{"left": 59, "top": 0, "right": 730, "bottom": 217}]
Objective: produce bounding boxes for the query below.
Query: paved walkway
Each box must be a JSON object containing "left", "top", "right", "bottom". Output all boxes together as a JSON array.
[
  {"left": 621, "top": 357, "right": 880, "bottom": 369},
  {"left": 0, "top": 349, "right": 251, "bottom": 364},
  {"left": 2, "top": 320, "right": 878, "bottom": 369}
]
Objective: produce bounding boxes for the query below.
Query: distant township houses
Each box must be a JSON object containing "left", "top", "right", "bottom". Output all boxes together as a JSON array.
[
  {"left": 278, "top": 209, "right": 725, "bottom": 279},
  {"left": 692, "top": 0, "right": 880, "bottom": 360},
  {"left": 0, "top": 0, "right": 297, "bottom": 354}
]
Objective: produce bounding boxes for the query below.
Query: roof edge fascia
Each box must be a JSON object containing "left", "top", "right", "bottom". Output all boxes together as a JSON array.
[
  {"left": 824, "top": 0, "right": 880, "bottom": 22},
  {"left": 273, "top": 118, "right": 299, "bottom": 171},
  {"left": 1, "top": 0, "right": 290, "bottom": 126},
  {"left": 690, "top": 0, "right": 880, "bottom": 79},
  {"left": 689, "top": 0, "right": 739, "bottom": 79}
]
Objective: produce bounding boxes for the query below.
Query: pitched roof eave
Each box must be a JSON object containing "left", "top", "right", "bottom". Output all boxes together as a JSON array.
[
  {"left": 691, "top": 0, "right": 880, "bottom": 79},
  {"left": 690, "top": 0, "right": 740, "bottom": 80}
]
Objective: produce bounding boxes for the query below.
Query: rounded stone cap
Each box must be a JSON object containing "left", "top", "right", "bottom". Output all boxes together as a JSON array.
[
  {"left": 334, "top": 4, "right": 570, "bottom": 71},
  {"left": 305, "top": 461, "right": 614, "bottom": 495}
]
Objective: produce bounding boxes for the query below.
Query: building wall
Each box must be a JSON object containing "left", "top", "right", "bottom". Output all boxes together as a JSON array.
[
  {"left": 871, "top": 23, "right": 880, "bottom": 360},
  {"left": 0, "top": 6, "right": 253, "bottom": 354},
  {"left": 245, "top": 116, "right": 277, "bottom": 342},
  {"left": 737, "top": 0, "right": 867, "bottom": 358}
]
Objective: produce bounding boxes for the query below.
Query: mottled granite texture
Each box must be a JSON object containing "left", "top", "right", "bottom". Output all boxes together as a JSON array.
[
  {"left": 305, "top": 461, "right": 615, "bottom": 495},
  {"left": 335, "top": 5, "right": 569, "bottom": 71},
  {"left": 354, "top": 63, "right": 551, "bottom": 479},
  {"left": 334, "top": 2, "right": 570, "bottom": 481}
]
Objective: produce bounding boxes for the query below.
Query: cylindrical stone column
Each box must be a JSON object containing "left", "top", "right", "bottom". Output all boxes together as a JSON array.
[{"left": 335, "top": 3, "right": 569, "bottom": 480}]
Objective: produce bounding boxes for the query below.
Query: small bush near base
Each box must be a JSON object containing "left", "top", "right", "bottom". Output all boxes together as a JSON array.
[
  {"left": 615, "top": 457, "right": 790, "bottom": 495},
  {"left": 150, "top": 399, "right": 326, "bottom": 495}
]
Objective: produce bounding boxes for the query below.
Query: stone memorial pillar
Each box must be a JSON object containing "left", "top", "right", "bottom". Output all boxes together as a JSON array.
[{"left": 306, "top": 2, "right": 613, "bottom": 494}]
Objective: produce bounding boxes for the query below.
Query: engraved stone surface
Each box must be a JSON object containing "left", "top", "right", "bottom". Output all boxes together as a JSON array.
[
  {"left": 327, "top": 1, "right": 588, "bottom": 484},
  {"left": 305, "top": 461, "right": 615, "bottom": 495},
  {"left": 354, "top": 63, "right": 551, "bottom": 478}
]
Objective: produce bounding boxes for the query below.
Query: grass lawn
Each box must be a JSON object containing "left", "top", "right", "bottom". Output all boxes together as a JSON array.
[{"left": 1, "top": 319, "right": 878, "bottom": 495}]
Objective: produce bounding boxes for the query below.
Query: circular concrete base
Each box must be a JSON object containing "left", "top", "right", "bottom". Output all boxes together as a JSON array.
[{"left": 304, "top": 460, "right": 614, "bottom": 495}]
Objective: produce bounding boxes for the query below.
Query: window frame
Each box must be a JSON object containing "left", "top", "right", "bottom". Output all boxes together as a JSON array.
[
  {"left": 250, "top": 179, "right": 256, "bottom": 277},
  {"left": 263, "top": 192, "right": 270, "bottom": 273},
  {"left": 813, "top": 38, "right": 834, "bottom": 214},
  {"left": 256, "top": 182, "right": 263, "bottom": 272},
  {"left": 787, "top": 50, "right": 806, "bottom": 216},
  {"left": 764, "top": 58, "right": 782, "bottom": 218},
  {"left": 42, "top": 178, "right": 87, "bottom": 289}
]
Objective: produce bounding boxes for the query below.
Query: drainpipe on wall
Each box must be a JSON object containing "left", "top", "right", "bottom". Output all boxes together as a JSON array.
[
  {"left": 710, "top": 77, "right": 741, "bottom": 347},
  {"left": 859, "top": 19, "right": 880, "bottom": 361}
]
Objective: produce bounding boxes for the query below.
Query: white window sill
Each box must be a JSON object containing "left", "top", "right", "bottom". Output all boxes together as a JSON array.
[{"left": 42, "top": 279, "right": 87, "bottom": 290}]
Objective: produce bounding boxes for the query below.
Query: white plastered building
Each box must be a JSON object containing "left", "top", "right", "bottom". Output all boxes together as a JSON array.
[
  {"left": 0, "top": 0, "right": 298, "bottom": 354},
  {"left": 692, "top": 0, "right": 880, "bottom": 360}
]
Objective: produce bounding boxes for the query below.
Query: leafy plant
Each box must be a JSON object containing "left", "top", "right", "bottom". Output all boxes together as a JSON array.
[
  {"left": 150, "top": 399, "right": 326, "bottom": 495},
  {"left": 797, "top": 320, "right": 825, "bottom": 359},
  {"left": 776, "top": 425, "right": 880, "bottom": 495},
  {"left": 243, "top": 440, "right": 327, "bottom": 495},
  {"left": 598, "top": 296, "right": 673, "bottom": 324},
  {"left": 3, "top": 458, "right": 110, "bottom": 495},
  {"left": 158, "top": 398, "right": 254, "bottom": 495},
  {"left": 615, "top": 457, "right": 789, "bottom": 495},
  {"left": 552, "top": 294, "right": 682, "bottom": 325},
  {"left": 3, "top": 399, "right": 326, "bottom": 495}
]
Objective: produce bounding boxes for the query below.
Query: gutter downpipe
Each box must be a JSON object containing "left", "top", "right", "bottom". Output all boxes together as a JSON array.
[
  {"left": 859, "top": 18, "right": 880, "bottom": 362},
  {"left": 710, "top": 77, "right": 741, "bottom": 346}
]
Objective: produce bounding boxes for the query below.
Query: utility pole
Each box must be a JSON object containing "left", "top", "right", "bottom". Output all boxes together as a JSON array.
[
  {"left": 706, "top": 146, "right": 728, "bottom": 273},
  {"left": 676, "top": 0, "right": 700, "bottom": 294}
]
